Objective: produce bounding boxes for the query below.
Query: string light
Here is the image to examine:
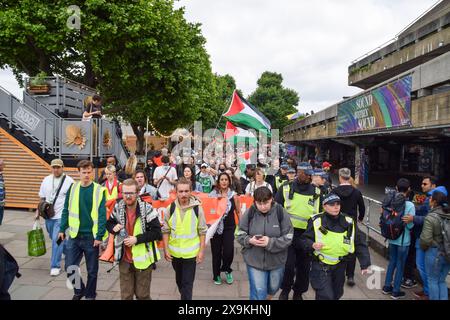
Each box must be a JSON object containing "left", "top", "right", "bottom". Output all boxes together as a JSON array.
[{"left": 148, "top": 119, "right": 172, "bottom": 139}]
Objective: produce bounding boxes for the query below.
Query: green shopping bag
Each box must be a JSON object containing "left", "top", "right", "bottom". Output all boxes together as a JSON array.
[{"left": 27, "top": 220, "right": 46, "bottom": 257}]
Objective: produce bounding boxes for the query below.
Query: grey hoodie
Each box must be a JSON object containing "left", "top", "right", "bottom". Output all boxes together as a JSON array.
[
  {"left": 237, "top": 202, "right": 293, "bottom": 271},
  {"left": 420, "top": 206, "right": 450, "bottom": 251}
]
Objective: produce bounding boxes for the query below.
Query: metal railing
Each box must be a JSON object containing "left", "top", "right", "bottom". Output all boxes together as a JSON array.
[{"left": 361, "top": 196, "right": 383, "bottom": 244}]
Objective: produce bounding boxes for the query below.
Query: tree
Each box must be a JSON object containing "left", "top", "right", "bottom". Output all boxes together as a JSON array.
[
  {"left": 0, "top": 0, "right": 215, "bottom": 154},
  {"left": 247, "top": 71, "right": 299, "bottom": 130},
  {"left": 197, "top": 73, "right": 237, "bottom": 130}
]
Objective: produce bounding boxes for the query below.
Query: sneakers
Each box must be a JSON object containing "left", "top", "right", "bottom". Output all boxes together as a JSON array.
[
  {"left": 382, "top": 286, "right": 393, "bottom": 295},
  {"left": 391, "top": 291, "right": 406, "bottom": 300},
  {"left": 346, "top": 277, "right": 355, "bottom": 287},
  {"left": 401, "top": 279, "right": 418, "bottom": 289},
  {"left": 214, "top": 276, "right": 222, "bottom": 285},
  {"left": 225, "top": 272, "right": 233, "bottom": 285},
  {"left": 50, "top": 268, "right": 61, "bottom": 277},
  {"left": 293, "top": 292, "right": 303, "bottom": 300},
  {"left": 72, "top": 294, "right": 84, "bottom": 300},
  {"left": 278, "top": 290, "right": 289, "bottom": 300}
]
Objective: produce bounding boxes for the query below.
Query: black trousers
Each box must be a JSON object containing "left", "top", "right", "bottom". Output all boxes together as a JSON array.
[
  {"left": 172, "top": 257, "right": 197, "bottom": 300},
  {"left": 210, "top": 228, "right": 235, "bottom": 279},
  {"left": 280, "top": 242, "right": 311, "bottom": 294},
  {"left": 346, "top": 253, "right": 356, "bottom": 278},
  {"left": 403, "top": 231, "right": 416, "bottom": 281},
  {"left": 310, "top": 260, "right": 347, "bottom": 300}
]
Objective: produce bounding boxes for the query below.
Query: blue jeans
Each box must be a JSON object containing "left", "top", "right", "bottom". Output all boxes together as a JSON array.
[
  {"left": 415, "top": 240, "right": 429, "bottom": 295},
  {"left": 45, "top": 219, "right": 65, "bottom": 269},
  {"left": 384, "top": 244, "right": 409, "bottom": 293},
  {"left": 247, "top": 265, "right": 285, "bottom": 300},
  {"left": 65, "top": 235, "right": 99, "bottom": 299},
  {"left": 0, "top": 206, "right": 4, "bottom": 225},
  {"left": 425, "top": 247, "right": 450, "bottom": 300}
]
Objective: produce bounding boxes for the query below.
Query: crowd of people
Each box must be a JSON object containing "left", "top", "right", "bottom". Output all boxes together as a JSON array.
[{"left": 0, "top": 146, "right": 449, "bottom": 301}]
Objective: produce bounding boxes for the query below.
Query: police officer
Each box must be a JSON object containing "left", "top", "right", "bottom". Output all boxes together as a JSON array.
[
  {"left": 301, "top": 194, "right": 371, "bottom": 300},
  {"left": 275, "top": 162, "right": 321, "bottom": 300},
  {"left": 275, "top": 163, "right": 289, "bottom": 193},
  {"left": 312, "top": 169, "right": 331, "bottom": 199},
  {"left": 286, "top": 167, "right": 296, "bottom": 183}
]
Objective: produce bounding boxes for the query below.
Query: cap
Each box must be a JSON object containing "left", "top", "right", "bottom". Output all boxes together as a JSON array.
[
  {"left": 297, "top": 162, "right": 314, "bottom": 175},
  {"left": 432, "top": 186, "right": 448, "bottom": 197},
  {"left": 50, "top": 159, "right": 64, "bottom": 167},
  {"left": 339, "top": 168, "right": 352, "bottom": 179},
  {"left": 312, "top": 169, "right": 327, "bottom": 177},
  {"left": 280, "top": 163, "right": 289, "bottom": 170},
  {"left": 322, "top": 161, "right": 332, "bottom": 168},
  {"left": 323, "top": 194, "right": 341, "bottom": 206},
  {"left": 287, "top": 167, "right": 296, "bottom": 174},
  {"left": 201, "top": 163, "right": 209, "bottom": 168}
]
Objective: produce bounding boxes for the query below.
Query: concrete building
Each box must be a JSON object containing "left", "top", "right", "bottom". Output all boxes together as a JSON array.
[{"left": 283, "top": 1, "right": 450, "bottom": 190}]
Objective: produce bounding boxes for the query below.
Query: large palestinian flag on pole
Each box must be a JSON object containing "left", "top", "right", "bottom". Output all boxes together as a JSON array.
[
  {"left": 223, "top": 121, "right": 257, "bottom": 145},
  {"left": 224, "top": 90, "right": 271, "bottom": 136}
]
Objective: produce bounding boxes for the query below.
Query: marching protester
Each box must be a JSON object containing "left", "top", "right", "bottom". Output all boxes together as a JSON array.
[
  {"left": 196, "top": 163, "right": 215, "bottom": 194},
  {"left": 240, "top": 164, "right": 256, "bottom": 192},
  {"left": 275, "top": 163, "right": 321, "bottom": 300},
  {"left": 144, "top": 157, "right": 157, "bottom": 186},
  {"left": 209, "top": 173, "right": 241, "bottom": 285},
  {"left": 162, "top": 178, "right": 207, "bottom": 300},
  {"left": 381, "top": 178, "right": 415, "bottom": 299},
  {"left": 36, "top": 159, "right": 74, "bottom": 276},
  {"left": 225, "top": 167, "right": 244, "bottom": 195},
  {"left": 98, "top": 157, "right": 118, "bottom": 185},
  {"left": 118, "top": 154, "right": 138, "bottom": 182},
  {"left": 301, "top": 193, "right": 371, "bottom": 300},
  {"left": 153, "top": 156, "right": 178, "bottom": 199},
  {"left": 183, "top": 166, "right": 203, "bottom": 192},
  {"left": 102, "top": 165, "right": 122, "bottom": 201},
  {"left": 330, "top": 168, "right": 365, "bottom": 287},
  {"left": 134, "top": 169, "right": 159, "bottom": 199},
  {"left": 106, "top": 179, "right": 162, "bottom": 300},
  {"left": 322, "top": 161, "right": 333, "bottom": 187},
  {"left": 245, "top": 167, "right": 272, "bottom": 197},
  {"left": 402, "top": 176, "right": 437, "bottom": 300},
  {"left": 0, "top": 159, "right": 5, "bottom": 226},
  {"left": 237, "top": 186, "right": 293, "bottom": 300},
  {"left": 58, "top": 160, "right": 107, "bottom": 300},
  {"left": 419, "top": 187, "right": 450, "bottom": 300}
]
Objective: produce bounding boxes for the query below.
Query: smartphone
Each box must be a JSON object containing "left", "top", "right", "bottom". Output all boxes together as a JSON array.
[
  {"left": 56, "top": 237, "right": 63, "bottom": 246},
  {"left": 255, "top": 235, "right": 263, "bottom": 240}
]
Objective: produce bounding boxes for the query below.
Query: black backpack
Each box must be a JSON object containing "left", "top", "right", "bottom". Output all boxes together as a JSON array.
[
  {"left": 0, "top": 244, "right": 21, "bottom": 300},
  {"left": 169, "top": 202, "right": 199, "bottom": 218},
  {"left": 379, "top": 192, "right": 406, "bottom": 241},
  {"left": 247, "top": 202, "right": 284, "bottom": 225},
  {"left": 439, "top": 216, "right": 450, "bottom": 263}
]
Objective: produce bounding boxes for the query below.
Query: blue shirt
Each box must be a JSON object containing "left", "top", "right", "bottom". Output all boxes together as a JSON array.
[{"left": 390, "top": 201, "right": 415, "bottom": 246}]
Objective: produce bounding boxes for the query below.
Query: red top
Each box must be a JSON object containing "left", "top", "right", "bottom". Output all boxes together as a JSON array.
[{"left": 124, "top": 207, "right": 137, "bottom": 264}]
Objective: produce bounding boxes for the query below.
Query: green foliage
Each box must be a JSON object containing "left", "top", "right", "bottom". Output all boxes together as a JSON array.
[
  {"left": 0, "top": 0, "right": 216, "bottom": 153},
  {"left": 29, "top": 71, "right": 48, "bottom": 86},
  {"left": 247, "top": 71, "right": 299, "bottom": 130}
]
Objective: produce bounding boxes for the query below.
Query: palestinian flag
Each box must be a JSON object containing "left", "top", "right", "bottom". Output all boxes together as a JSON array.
[
  {"left": 223, "top": 121, "right": 257, "bottom": 145},
  {"left": 237, "top": 149, "right": 256, "bottom": 173},
  {"left": 224, "top": 90, "right": 271, "bottom": 136}
]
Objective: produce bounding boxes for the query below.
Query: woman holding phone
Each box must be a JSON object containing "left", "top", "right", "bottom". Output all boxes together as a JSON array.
[{"left": 237, "top": 187, "right": 293, "bottom": 300}]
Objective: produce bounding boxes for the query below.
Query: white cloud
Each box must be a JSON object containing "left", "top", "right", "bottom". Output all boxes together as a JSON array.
[
  {"left": 0, "top": 0, "right": 439, "bottom": 114},
  {"left": 177, "top": 0, "right": 438, "bottom": 112}
]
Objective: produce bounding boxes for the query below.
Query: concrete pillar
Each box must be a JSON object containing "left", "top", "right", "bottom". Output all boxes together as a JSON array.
[
  {"left": 355, "top": 146, "right": 361, "bottom": 185},
  {"left": 355, "top": 146, "right": 369, "bottom": 186}
]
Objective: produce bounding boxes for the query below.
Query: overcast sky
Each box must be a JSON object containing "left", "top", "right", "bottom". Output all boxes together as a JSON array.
[{"left": 0, "top": 0, "right": 439, "bottom": 113}]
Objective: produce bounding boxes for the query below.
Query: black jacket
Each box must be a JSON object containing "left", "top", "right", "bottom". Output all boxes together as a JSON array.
[
  {"left": 300, "top": 212, "right": 371, "bottom": 269},
  {"left": 331, "top": 185, "right": 365, "bottom": 221}
]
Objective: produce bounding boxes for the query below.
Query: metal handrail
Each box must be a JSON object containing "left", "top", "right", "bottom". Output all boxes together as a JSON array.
[{"left": 361, "top": 196, "right": 383, "bottom": 244}]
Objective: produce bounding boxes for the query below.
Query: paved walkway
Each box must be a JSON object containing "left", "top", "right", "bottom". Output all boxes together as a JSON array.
[{"left": 1, "top": 208, "right": 422, "bottom": 300}]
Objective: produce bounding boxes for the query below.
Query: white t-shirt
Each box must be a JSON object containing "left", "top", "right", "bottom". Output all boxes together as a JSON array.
[
  {"left": 39, "top": 174, "right": 75, "bottom": 219},
  {"left": 245, "top": 181, "right": 272, "bottom": 196},
  {"left": 153, "top": 165, "right": 178, "bottom": 199}
]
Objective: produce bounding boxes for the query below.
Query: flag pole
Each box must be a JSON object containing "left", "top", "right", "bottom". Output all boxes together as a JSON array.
[
  {"left": 212, "top": 89, "right": 235, "bottom": 138},
  {"left": 145, "top": 116, "right": 149, "bottom": 158}
]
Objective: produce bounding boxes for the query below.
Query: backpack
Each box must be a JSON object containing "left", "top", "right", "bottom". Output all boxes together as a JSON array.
[
  {"left": 379, "top": 192, "right": 406, "bottom": 241},
  {"left": 247, "top": 202, "right": 284, "bottom": 225},
  {"left": 0, "top": 244, "right": 21, "bottom": 300},
  {"left": 439, "top": 217, "right": 450, "bottom": 263},
  {"left": 169, "top": 202, "right": 199, "bottom": 218}
]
